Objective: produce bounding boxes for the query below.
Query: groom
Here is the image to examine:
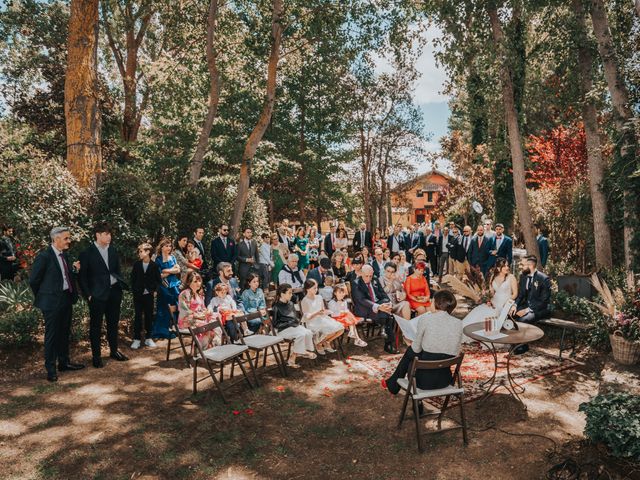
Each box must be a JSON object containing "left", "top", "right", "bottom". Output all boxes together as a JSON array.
[{"left": 510, "top": 255, "right": 551, "bottom": 353}]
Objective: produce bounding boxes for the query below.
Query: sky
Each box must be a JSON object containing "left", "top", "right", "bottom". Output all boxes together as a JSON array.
[{"left": 375, "top": 25, "right": 451, "bottom": 175}]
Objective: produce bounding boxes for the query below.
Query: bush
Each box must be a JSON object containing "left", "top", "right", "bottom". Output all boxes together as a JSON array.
[
  {"left": 0, "top": 307, "right": 41, "bottom": 347},
  {"left": 579, "top": 393, "right": 640, "bottom": 460},
  {"left": 552, "top": 289, "right": 609, "bottom": 349}
]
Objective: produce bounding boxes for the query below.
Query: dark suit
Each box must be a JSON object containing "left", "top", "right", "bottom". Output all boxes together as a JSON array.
[
  {"left": 324, "top": 232, "right": 336, "bottom": 258},
  {"left": 351, "top": 276, "right": 395, "bottom": 346},
  {"left": 0, "top": 235, "right": 19, "bottom": 280},
  {"left": 515, "top": 270, "right": 551, "bottom": 322},
  {"left": 130, "top": 260, "right": 162, "bottom": 341},
  {"left": 352, "top": 230, "right": 372, "bottom": 252},
  {"left": 371, "top": 259, "right": 386, "bottom": 279},
  {"left": 467, "top": 235, "right": 493, "bottom": 277},
  {"left": 210, "top": 236, "right": 237, "bottom": 271},
  {"left": 237, "top": 238, "right": 258, "bottom": 289},
  {"left": 307, "top": 266, "right": 330, "bottom": 288},
  {"left": 278, "top": 231, "right": 294, "bottom": 252},
  {"left": 449, "top": 234, "right": 466, "bottom": 263},
  {"left": 537, "top": 235, "right": 549, "bottom": 268},
  {"left": 387, "top": 234, "right": 405, "bottom": 254},
  {"left": 29, "top": 246, "right": 78, "bottom": 375},
  {"left": 79, "top": 243, "right": 126, "bottom": 360},
  {"left": 493, "top": 235, "right": 513, "bottom": 265},
  {"left": 425, "top": 233, "right": 439, "bottom": 275},
  {"left": 193, "top": 238, "right": 208, "bottom": 273},
  {"left": 404, "top": 231, "right": 424, "bottom": 262}
]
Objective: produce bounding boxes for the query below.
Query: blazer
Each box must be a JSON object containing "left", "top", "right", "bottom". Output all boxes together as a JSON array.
[
  {"left": 29, "top": 246, "right": 79, "bottom": 311},
  {"left": 278, "top": 231, "right": 294, "bottom": 252},
  {"left": 210, "top": 236, "right": 237, "bottom": 270},
  {"left": 467, "top": 235, "right": 493, "bottom": 268},
  {"left": 351, "top": 276, "right": 390, "bottom": 318},
  {"left": 306, "top": 266, "right": 329, "bottom": 288},
  {"left": 130, "top": 259, "right": 162, "bottom": 299},
  {"left": 425, "top": 233, "right": 439, "bottom": 259},
  {"left": 404, "top": 231, "right": 424, "bottom": 252},
  {"left": 438, "top": 234, "right": 455, "bottom": 256},
  {"left": 387, "top": 234, "right": 405, "bottom": 253},
  {"left": 79, "top": 243, "right": 127, "bottom": 302},
  {"left": 324, "top": 233, "right": 335, "bottom": 258},
  {"left": 237, "top": 238, "right": 258, "bottom": 265},
  {"left": 193, "top": 238, "right": 208, "bottom": 271},
  {"left": 494, "top": 235, "right": 513, "bottom": 264},
  {"left": 352, "top": 230, "right": 372, "bottom": 251},
  {"left": 371, "top": 259, "right": 386, "bottom": 279},
  {"left": 537, "top": 235, "right": 549, "bottom": 267},
  {"left": 515, "top": 270, "right": 551, "bottom": 319}
]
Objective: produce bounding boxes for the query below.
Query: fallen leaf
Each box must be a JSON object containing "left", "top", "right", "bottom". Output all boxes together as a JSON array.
[
  {"left": 245, "top": 408, "right": 254, "bottom": 415},
  {"left": 232, "top": 410, "right": 240, "bottom": 415}
]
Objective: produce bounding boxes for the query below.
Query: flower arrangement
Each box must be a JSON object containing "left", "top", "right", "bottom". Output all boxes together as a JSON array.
[
  {"left": 589, "top": 274, "right": 640, "bottom": 342},
  {"left": 442, "top": 265, "right": 491, "bottom": 306}
]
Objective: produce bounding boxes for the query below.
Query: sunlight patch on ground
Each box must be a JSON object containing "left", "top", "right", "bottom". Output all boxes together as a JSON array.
[
  {"left": 0, "top": 419, "right": 27, "bottom": 436},
  {"left": 141, "top": 369, "right": 186, "bottom": 384},
  {"left": 72, "top": 407, "right": 105, "bottom": 424},
  {"left": 213, "top": 465, "right": 266, "bottom": 479}
]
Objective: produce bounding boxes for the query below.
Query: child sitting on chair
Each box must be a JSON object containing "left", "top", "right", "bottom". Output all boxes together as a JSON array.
[
  {"left": 178, "top": 271, "right": 221, "bottom": 348},
  {"left": 327, "top": 283, "right": 367, "bottom": 347},
  {"left": 208, "top": 283, "right": 252, "bottom": 338},
  {"left": 319, "top": 274, "right": 335, "bottom": 303},
  {"left": 272, "top": 283, "right": 316, "bottom": 368}
]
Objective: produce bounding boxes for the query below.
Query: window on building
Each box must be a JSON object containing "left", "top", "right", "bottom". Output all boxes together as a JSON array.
[
  {"left": 427, "top": 192, "right": 433, "bottom": 202},
  {"left": 416, "top": 191, "right": 423, "bottom": 198}
]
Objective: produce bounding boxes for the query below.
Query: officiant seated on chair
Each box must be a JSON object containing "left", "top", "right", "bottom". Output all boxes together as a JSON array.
[{"left": 382, "top": 289, "right": 462, "bottom": 395}]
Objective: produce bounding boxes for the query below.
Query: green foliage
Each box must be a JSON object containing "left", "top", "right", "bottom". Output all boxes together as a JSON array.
[
  {"left": 0, "top": 307, "right": 41, "bottom": 347},
  {"left": 0, "top": 281, "right": 33, "bottom": 309},
  {"left": 552, "top": 289, "right": 609, "bottom": 349},
  {"left": 579, "top": 393, "right": 640, "bottom": 460}
]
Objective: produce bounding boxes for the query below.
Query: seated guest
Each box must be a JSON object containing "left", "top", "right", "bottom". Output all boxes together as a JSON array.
[
  {"left": 271, "top": 232, "right": 287, "bottom": 284},
  {"left": 383, "top": 248, "right": 391, "bottom": 262},
  {"left": 239, "top": 273, "right": 267, "bottom": 332},
  {"left": 307, "top": 257, "right": 332, "bottom": 288},
  {"left": 331, "top": 251, "right": 347, "bottom": 281},
  {"left": 371, "top": 247, "right": 386, "bottom": 278},
  {"left": 344, "top": 255, "right": 364, "bottom": 285},
  {"left": 209, "top": 282, "right": 251, "bottom": 339},
  {"left": 300, "top": 279, "right": 344, "bottom": 355},
  {"left": 272, "top": 283, "right": 317, "bottom": 368},
  {"left": 319, "top": 275, "right": 335, "bottom": 303},
  {"left": 352, "top": 265, "right": 398, "bottom": 353},
  {"left": 510, "top": 255, "right": 552, "bottom": 354},
  {"left": 396, "top": 251, "right": 411, "bottom": 282},
  {"left": 206, "top": 261, "right": 243, "bottom": 307},
  {"left": 328, "top": 283, "right": 367, "bottom": 347},
  {"left": 361, "top": 245, "right": 371, "bottom": 265},
  {"left": 404, "top": 261, "right": 431, "bottom": 314},
  {"left": 130, "top": 242, "right": 161, "bottom": 349},
  {"left": 178, "top": 271, "right": 221, "bottom": 348},
  {"left": 278, "top": 254, "right": 306, "bottom": 290},
  {"left": 382, "top": 290, "right": 462, "bottom": 395},
  {"left": 379, "top": 262, "right": 411, "bottom": 320},
  {"left": 151, "top": 238, "right": 181, "bottom": 340}
]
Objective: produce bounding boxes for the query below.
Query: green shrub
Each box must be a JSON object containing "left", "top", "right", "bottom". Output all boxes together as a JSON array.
[
  {"left": 552, "top": 289, "right": 609, "bottom": 350},
  {"left": 0, "top": 307, "right": 41, "bottom": 347},
  {"left": 579, "top": 393, "right": 640, "bottom": 460}
]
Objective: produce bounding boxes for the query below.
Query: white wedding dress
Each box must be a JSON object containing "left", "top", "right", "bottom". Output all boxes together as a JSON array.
[{"left": 462, "top": 276, "right": 514, "bottom": 343}]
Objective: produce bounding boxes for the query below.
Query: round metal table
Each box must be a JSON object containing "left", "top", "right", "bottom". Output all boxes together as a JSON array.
[{"left": 463, "top": 321, "right": 544, "bottom": 409}]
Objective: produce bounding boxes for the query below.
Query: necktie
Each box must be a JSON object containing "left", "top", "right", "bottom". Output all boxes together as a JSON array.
[
  {"left": 223, "top": 237, "right": 227, "bottom": 248},
  {"left": 367, "top": 283, "right": 374, "bottom": 301},
  {"left": 332, "top": 234, "right": 335, "bottom": 245},
  {"left": 59, "top": 253, "right": 73, "bottom": 293},
  {"left": 464, "top": 237, "right": 468, "bottom": 250},
  {"left": 527, "top": 276, "right": 533, "bottom": 291}
]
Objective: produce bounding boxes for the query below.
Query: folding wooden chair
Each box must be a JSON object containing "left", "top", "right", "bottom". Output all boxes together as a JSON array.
[
  {"left": 231, "top": 312, "right": 288, "bottom": 378},
  {"left": 166, "top": 304, "right": 192, "bottom": 367},
  {"left": 189, "top": 320, "right": 259, "bottom": 403},
  {"left": 397, "top": 353, "right": 468, "bottom": 452}
]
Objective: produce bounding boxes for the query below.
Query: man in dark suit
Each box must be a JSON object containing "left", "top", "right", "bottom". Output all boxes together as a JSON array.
[
  {"left": 193, "top": 227, "right": 208, "bottom": 274},
  {"left": 352, "top": 222, "right": 372, "bottom": 252},
  {"left": 29, "top": 227, "right": 84, "bottom": 382},
  {"left": 491, "top": 223, "right": 513, "bottom": 265},
  {"left": 351, "top": 265, "right": 397, "bottom": 353},
  {"left": 370, "top": 246, "right": 386, "bottom": 278},
  {"left": 424, "top": 226, "right": 439, "bottom": 275},
  {"left": 323, "top": 224, "right": 337, "bottom": 259},
  {"left": 307, "top": 257, "right": 332, "bottom": 288},
  {"left": 511, "top": 256, "right": 552, "bottom": 353},
  {"left": 467, "top": 225, "right": 494, "bottom": 278},
  {"left": 0, "top": 224, "right": 20, "bottom": 280},
  {"left": 237, "top": 227, "right": 258, "bottom": 289},
  {"left": 536, "top": 224, "right": 550, "bottom": 268},
  {"left": 79, "top": 222, "right": 129, "bottom": 368},
  {"left": 387, "top": 224, "right": 405, "bottom": 255},
  {"left": 210, "top": 224, "right": 237, "bottom": 271},
  {"left": 437, "top": 226, "right": 454, "bottom": 281},
  {"left": 129, "top": 242, "right": 162, "bottom": 349},
  {"left": 405, "top": 225, "right": 424, "bottom": 263}
]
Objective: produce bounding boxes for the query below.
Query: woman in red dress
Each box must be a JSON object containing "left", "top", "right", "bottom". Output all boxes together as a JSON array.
[{"left": 403, "top": 261, "right": 431, "bottom": 314}]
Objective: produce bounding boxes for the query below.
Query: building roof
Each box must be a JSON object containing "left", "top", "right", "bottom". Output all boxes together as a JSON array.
[{"left": 393, "top": 169, "right": 458, "bottom": 192}]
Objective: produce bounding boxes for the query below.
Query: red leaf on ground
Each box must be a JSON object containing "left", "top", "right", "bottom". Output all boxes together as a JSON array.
[{"left": 232, "top": 410, "right": 240, "bottom": 415}]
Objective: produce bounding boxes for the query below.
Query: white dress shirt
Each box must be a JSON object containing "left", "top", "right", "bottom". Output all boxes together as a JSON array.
[{"left": 95, "top": 242, "right": 117, "bottom": 285}]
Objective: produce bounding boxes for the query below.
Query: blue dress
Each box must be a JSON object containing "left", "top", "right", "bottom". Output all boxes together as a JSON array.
[{"left": 151, "top": 255, "right": 181, "bottom": 339}]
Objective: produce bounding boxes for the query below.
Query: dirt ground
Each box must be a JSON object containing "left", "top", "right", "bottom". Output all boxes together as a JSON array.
[{"left": 0, "top": 335, "right": 637, "bottom": 480}]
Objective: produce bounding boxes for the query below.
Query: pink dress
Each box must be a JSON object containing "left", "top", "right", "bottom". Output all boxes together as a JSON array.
[{"left": 178, "top": 290, "right": 220, "bottom": 342}]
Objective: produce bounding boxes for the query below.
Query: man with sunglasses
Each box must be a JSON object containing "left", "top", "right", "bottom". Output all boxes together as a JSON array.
[{"left": 210, "top": 224, "right": 237, "bottom": 272}]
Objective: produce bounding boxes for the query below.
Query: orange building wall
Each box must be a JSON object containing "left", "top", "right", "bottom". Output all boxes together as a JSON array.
[{"left": 391, "top": 172, "right": 451, "bottom": 226}]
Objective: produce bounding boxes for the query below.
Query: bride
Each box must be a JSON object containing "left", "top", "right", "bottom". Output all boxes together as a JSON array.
[{"left": 462, "top": 258, "right": 518, "bottom": 342}]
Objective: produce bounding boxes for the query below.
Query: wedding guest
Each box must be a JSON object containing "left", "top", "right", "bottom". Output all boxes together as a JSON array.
[
  {"left": 382, "top": 290, "right": 462, "bottom": 395},
  {"left": 331, "top": 251, "right": 347, "bottom": 281},
  {"left": 371, "top": 247, "right": 386, "bottom": 278},
  {"left": 344, "top": 255, "right": 364, "bottom": 285},
  {"left": 30, "top": 226, "right": 84, "bottom": 382},
  {"left": 210, "top": 224, "right": 237, "bottom": 270},
  {"left": 237, "top": 227, "right": 259, "bottom": 290},
  {"left": 404, "top": 261, "right": 431, "bottom": 314},
  {"left": 483, "top": 218, "right": 496, "bottom": 241},
  {"left": 278, "top": 254, "right": 306, "bottom": 290},
  {"left": 383, "top": 248, "right": 391, "bottom": 262},
  {"left": 173, "top": 235, "right": 192, "bottom": 279},
  {"left": 278, "top": 220, "right": 294, "bottom": 252},
  {"left": 186, "top": 240, "right": 203, "bottom": 271},
  {"left": 151, "top": 238, "right": 181, "bottom": 340},
  {"left": 307, "top": 225, "right": 321, "bottom": 269},
  {"left": 438, "top": 226, "right": 453, "bottom": 282},
  {"left": 405, "top": 225, "right": 423, "bottom": 262},
  {"left": 0, "top": 224, "right": 19, "bottom": 280},
  {"left": 467, "top": 225, "right": 493, "bottom": 278},
  {"left": 361, "top": 245, "right": 371, "bottom": 265},
  {"left": 271, "top": 283, "right": 317, "bottom": 368},
  {"left": 372, "top": 228, "right": 386, "bottom": 250},
  {"left": 324, "top": 224, "right": 338, "bottom": 258},
  {"left": 300, "top": 279, "right": 344, "bottom": 355},
  {"left": 209, "top": 282, "right": 251, "bottom": 338},
  {"left": 207, "top": 261, "right": 244, "bottom": 311},
  {"left": 454, "top": 225, "right": 473, "bottom": 276},
  {"left": 240, "top": 273, "right": 267, "bottom": 332},
  {"left": 79, "top": 222, "right": 129, "bottom": 368},
  {"left": 192, "top": 227, "right": 208, "bottom": 273},
  {"left": 388, "top": 224, "right": 405, "bottom": 255},
  {"left": 352, "top": 222, "right": 372, "bottom": 251},
  {"left": 424, "top": 226, "right": 439, "bottom": 276},
  {"left": 258, "top": 232, "right": 273, "bottom": 289},
  {"left": 396, "top": 251, "right": 411, "bottom": 282},
  {"left": 307, "top": 256, "right": 332, "bottom": 288},
  {"left": 319, "top": 275, "right": 335, "bottom": 303},
  {"left": 271, "top": 233, "right": 287, "bottom": 283},
  {"left": 130, "top": 242, "right": 161, "bottom": 349},
  {"left": 492, "top": 223, "right": 513, "bottom": 265},
  {"left": 293, "top": 227, "right": 310, "bottom": 271},
  {"left": 334, "top": 228, "right": 349, "bottom": 251},
  {"left": 352, "top": 264, "right": 398, "bottom": 353},
  {"left": 380, "top": 262, "right": 411, "bottom": 319},
  {"left": 178, "top": 271, "right": 221, "bottom": 348},
  {"left": 536, "top": 224, "right": 550, "bottom": 268},
  {"left": 328, "top": 283, "right": 367, "bottom": 347}
]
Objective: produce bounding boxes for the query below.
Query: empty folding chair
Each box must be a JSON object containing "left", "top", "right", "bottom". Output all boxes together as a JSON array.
[{"left": 231, "top": 312, "right": 288, "bottom": 378}]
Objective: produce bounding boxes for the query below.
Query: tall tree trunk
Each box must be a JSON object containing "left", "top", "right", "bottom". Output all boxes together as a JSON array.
[
  {"left": 360, "top": 127, "right": 372, "bottom": 230},
  {"left": 487, "top": 3, "right": 540, "bottom": 261},
  {"left": 573, "top": 0, "right": 613, "bottom": 269},
  {"left": 187, "top": 0, "right": 221, "bottom": 186},
  {"left": 230, "top": 0, "right": 283, "bottom": 236},
  {"left": 636, "top": 0, "right": 640, "bottom": 18},
  {"left": 590, "top": 0, "right": 637, "bottom": 283},
  {"left": 65, "top": 0, "right": 102, "bottom": 189}
]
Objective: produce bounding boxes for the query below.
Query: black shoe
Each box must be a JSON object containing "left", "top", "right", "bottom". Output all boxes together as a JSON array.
[
  {"left": 384, "top": 343, "right": 399, "bottom": 354},
  {"left": 47, "top": 373, "right": 58, "bottom": 382},
  {"left": 110, "top": 351, "right": 129, "bottom": 361},
  {"left": 513, "top": 344, "right": 529, "bottom": 355},
  {"left": 92, "top": 357, "right": 104, "bottom": 368},
  {"left": 58, "top": 362, "right": 85, "bottom": 371}
]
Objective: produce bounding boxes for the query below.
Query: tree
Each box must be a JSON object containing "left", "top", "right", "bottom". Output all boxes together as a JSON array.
[
  {"left": 486, "top": 1, "right": 539, "bottom": 260},
  {"left": 65, "top": 0, "right": 102, "bottom": 189},
  {"left": 229, "top": 0, "right": 283, "bottom": 236}
]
